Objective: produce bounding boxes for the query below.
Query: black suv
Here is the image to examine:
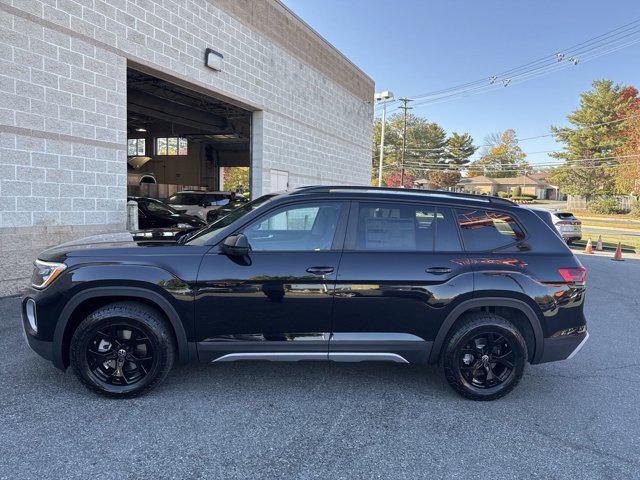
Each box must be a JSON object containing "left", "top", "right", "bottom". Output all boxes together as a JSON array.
[{"left": 22, "top": 187, "right": 588, "bottom": 400}]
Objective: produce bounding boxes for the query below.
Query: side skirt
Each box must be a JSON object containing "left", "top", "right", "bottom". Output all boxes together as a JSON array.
[{"left": 210, "top": 352, "right": 411, "bottom": 363}]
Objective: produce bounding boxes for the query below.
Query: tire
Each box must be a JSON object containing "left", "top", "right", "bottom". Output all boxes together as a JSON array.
[
  {"left": 70, "top": 301, "right": 175, "bottom": 398},
  {"left": 442, "top": 312, "right": 527, "bottom": 401}
]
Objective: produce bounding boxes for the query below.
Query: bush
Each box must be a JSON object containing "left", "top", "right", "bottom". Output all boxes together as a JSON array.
[
  {"left": 587, "top": 197, "right": 622, "bottom": 215},
  {"left": 497, "top": 191, "right": 509, "bottom": 198},
  {"left": 630, "top": 201, "right": 640, "bottom": 218}
]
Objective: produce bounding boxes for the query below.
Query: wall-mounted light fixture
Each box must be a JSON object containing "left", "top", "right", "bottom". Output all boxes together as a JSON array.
[
  {"left": 205, "top": 48, "right": 223, "bottom": 72},
  {"left": 135, "top": 127, "right": 147, "bottom": 132}
]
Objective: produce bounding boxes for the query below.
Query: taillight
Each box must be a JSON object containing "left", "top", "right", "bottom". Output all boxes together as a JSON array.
[{"left": 558, "top": 267, "right": 586, "bottom": 284}]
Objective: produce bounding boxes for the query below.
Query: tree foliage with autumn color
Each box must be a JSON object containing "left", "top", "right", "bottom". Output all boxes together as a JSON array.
[
  {"left": 467, "top": 129, "right": 530, "bottom": 178},
  {"left": 428, "top": 170, "right": 461, "bottom": 190},
  {"left": 384, "top": 171, "right": 415, "bottom": 188},
  {"left": 222, "top": 167, "right": 249, "bottom": 193},
  {"left": 613, "top": 86, "right": 640, "bottom": 194}
]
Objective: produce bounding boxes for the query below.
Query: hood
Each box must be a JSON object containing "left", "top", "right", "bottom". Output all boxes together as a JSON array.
[
  {"left": 38, "top": 229, "right": 188, "bottom": 263},
  {"left": 171, "top": 212, "right": 206, "bottom": 227}
]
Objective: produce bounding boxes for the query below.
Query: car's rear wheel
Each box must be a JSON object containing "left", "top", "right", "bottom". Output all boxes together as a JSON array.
[
  {"left": 442, "top": 312, "right": 527, "bottom": 401},
  {"left": 70, "top": 302, "right": 174, "bottom": 398}
]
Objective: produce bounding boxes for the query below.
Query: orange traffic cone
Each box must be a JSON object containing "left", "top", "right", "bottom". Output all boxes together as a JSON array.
[
  {"left": 596, "top": 235, "right": 603, "bottom": 251},
  {"left": 584, "top": 238, "right": 593, "bottom": 254},
  {"left": 612, "top": 241, "right": 624, "bottom": 261}
]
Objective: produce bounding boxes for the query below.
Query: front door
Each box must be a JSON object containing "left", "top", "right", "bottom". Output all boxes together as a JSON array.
[
  {"left": 331, "top": 201, "right": 472, "bottom": 364},
  {"left": 195, "top": 200, "right": 348, "bottom": 362}
]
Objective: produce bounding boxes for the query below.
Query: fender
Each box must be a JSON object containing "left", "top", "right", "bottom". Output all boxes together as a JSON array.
[
  {"left": 428, "top": 297, "right": 544, "bottom": 364},
  {"left": 52, "top": 286, "right": 192, "bottom": 369}
]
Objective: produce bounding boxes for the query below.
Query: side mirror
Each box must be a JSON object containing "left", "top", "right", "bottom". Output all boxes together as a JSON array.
[{"left": 221, "top": 233, "right": 251, "bottom": 256}]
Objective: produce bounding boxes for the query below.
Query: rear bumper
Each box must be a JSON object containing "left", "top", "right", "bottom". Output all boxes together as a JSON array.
[{"left": 538, "top": 330, "right": 589, "bottom": 364}]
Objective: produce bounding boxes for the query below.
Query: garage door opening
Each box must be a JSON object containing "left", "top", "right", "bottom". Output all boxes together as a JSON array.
[{"left": 126, "top": 68, "right": 252, "bottom": 202}]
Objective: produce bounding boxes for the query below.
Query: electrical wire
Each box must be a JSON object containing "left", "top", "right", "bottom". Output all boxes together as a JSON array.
[{"left": 376, "top": 18, "right": 640, "bottom": 114}]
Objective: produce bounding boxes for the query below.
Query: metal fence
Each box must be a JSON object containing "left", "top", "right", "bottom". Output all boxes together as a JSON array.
[{"left": 567, "top": 195, "right": 638, "bottom": 212}]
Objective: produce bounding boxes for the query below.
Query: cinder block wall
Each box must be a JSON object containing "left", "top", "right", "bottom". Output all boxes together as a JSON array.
[{"left": 0, "top": 0, "right": 374, "bottom": 295}]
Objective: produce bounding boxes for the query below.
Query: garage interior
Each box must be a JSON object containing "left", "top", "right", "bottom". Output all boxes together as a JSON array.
[{"left": 126, "top": 68, "right": 252, "bottom": 200}]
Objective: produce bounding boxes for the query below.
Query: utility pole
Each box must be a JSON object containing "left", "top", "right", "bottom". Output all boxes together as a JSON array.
[
  {"left": 399, "top": 97, "right": 413, "bottom": 187},
  {"left": 374, "top": 91, "right": 394, "bottom": 187}
]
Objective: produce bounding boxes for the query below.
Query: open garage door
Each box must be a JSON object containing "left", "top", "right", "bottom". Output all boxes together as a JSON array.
[{"left": 126, "top": 68, "right": 252, "bottom": 201}]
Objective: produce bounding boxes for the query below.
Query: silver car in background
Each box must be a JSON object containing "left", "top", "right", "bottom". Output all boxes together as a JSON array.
[{"left": 551, "top": 211, "right": 582, "bottom": 244}]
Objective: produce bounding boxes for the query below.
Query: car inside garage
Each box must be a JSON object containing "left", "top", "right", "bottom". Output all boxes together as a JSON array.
[{"left": 126, "top": 68, "right": 252, "bottom": 201}]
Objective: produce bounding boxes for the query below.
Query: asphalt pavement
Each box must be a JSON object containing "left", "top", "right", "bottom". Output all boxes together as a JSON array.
[{"left": 1, "top": 253, "right": 639, "bottom": 479}]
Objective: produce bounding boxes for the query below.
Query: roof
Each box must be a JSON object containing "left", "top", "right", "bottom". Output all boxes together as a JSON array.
[
  {"left": 289, "top": 185, "right": 518, "bottom": 207},
  {"left": 493, "top": 175, "right": 544, "bottom": 186},
  {"left": 459, "top": 175, "right": 546, "bottom": 186},
  {"left": 529, "top": 172, "right": 551, "bottom": 181},
  {"left": 458, "top": 176, "right": 498, "bottom": 185}
]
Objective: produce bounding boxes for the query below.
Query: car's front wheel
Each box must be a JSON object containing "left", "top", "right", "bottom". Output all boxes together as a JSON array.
[
  {"left": 70, "top": 302, "right": 175, "bottom": 398},
  {"left": 442, "top": 312, "right": 527, "bottom": 401}
]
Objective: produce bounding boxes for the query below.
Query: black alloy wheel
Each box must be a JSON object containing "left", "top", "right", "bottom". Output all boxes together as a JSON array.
[
  {"left": 442, "top": 312, "right": 527, "bottom": 401},
  {"left": 70, "top": 302, "right": 175, "bottom": 398},
  {"left": 457, "top": 332, "right": 515, "bottom": 389},
  {"left": 86, "top": 323, "right": 157, "bottom": 387}
]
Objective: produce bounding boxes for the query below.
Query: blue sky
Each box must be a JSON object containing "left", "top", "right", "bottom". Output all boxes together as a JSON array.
[{"left": 282, "top": 0, "right": 640, "bottom": 166}]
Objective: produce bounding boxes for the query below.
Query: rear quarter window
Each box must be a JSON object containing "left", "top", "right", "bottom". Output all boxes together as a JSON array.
[{"left": 456, "top": 209, "right": 525, "bottom": 251}]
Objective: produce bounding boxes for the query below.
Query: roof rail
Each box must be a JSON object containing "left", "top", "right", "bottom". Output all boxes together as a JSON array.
[{"left": 291, "top": 186, "right": 518, "bottom": 206}]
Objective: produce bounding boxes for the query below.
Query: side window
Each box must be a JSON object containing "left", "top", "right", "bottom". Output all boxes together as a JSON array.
[
  {"left": 354, "top": 202, "right": 436, "bottom": 251},
  {"left": 434, "top": 207, "right": 462, "bottom": 252},
  {"left": 456, "top": 209, "right": 525, "bottom": 251},
  {"left": 243, "top": 202, "right": 343, "bottom": 251}
]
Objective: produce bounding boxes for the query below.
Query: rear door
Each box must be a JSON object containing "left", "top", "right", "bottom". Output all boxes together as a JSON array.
[{"left": 330, "top": 200, "right": 472, "bottom": 363}]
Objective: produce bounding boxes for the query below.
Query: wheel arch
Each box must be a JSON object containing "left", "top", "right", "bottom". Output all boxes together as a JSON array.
[
  {"left": 53, "top": 287, "right": 192, "bottom": 369},
  {"left": 429, "top": 297, "right": 544, "bottom": 364}
]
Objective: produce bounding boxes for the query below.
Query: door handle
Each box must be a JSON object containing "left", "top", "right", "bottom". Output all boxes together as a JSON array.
[
  {"left": 426, "top": 267, "right": 452, "bottom": 275},
  {"left": 306, "top": 266, "right": 334, "bottom": 276}
]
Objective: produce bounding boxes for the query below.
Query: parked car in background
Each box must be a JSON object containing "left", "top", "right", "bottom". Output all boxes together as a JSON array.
[
  {"left": 551, "top": 211, "right": 582, "bottom": 244},
  {"left": 130, "top": 197, "right": 206, "bottom": 231},
  {"left": 205, "top": 196, "right": 249, "bottom": 223},
  {"left": 22, "top": 187, "right": 588, "bottom": 401},
  {"left": 126, "top": 156, "right": 156, "bottom": 187},
  {"left": 166, "top": 190, "right": 238, "bottom": 221}
]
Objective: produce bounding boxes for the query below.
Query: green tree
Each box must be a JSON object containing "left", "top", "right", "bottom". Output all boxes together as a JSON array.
[
  {"left": 372, "top": 114, "right": 474, "bottom": 182},
  {"left": 444, "top": 132, "right": 477, "bottom": 165},
  {"left": 467, "top": 129, "right": 529, "bottom": 178},
  {"left": 549, "top": 79, "right": 633, "bottom": 196}
]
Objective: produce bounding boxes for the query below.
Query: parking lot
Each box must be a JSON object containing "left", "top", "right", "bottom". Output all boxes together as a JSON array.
[{"left": 1, "top": 253, "right": 639, "bottom": 479}]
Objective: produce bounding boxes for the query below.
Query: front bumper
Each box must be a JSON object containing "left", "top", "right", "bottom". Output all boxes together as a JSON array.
[
  {"left": 20, "top": 297, "right": 54, "bottom": 362},
  {"left": 538, "top": 329, "right": 589, "bottom": 364}
]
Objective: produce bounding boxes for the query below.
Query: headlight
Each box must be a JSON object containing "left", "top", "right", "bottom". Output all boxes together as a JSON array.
[
  {"left": 176, "top": 223, "right": 191, "bottom": 229},
  {"left": 31, "top": 260, "right": 67, "bottom": 289}
]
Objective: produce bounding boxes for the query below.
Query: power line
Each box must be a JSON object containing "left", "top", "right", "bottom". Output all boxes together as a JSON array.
[{"left": 377, "top": 18, "right": 640, "bottom": 114}]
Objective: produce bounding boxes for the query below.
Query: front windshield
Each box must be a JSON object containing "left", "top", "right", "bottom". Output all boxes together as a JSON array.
[
  {"left": 144, "top": 199, "right": 177, "bottom": 215},
  {"left": 167, "top": 193, "right": 203, "bottom": 205},
  {"left": 186, "top": 194, "right": 277, "bottom": 245}
]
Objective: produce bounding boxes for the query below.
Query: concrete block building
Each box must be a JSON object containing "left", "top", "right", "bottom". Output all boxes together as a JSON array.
[{"left": 0, "top": 0, "right": 374, "bottom": 295}]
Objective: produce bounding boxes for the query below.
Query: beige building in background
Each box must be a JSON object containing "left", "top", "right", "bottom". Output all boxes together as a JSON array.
[{"left": 457, "top": 174, "right": 562, "bottom": 200}]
